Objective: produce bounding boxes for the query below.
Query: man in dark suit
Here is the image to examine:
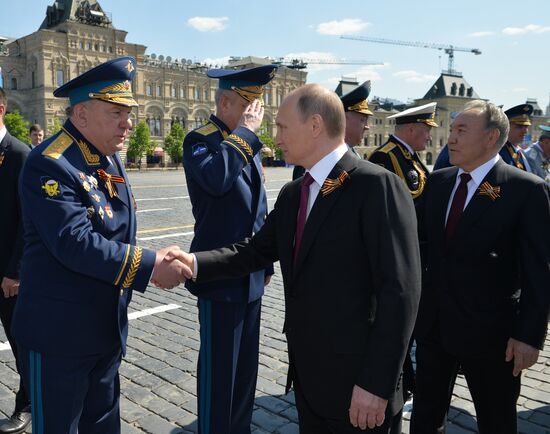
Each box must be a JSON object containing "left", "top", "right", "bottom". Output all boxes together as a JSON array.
[
  {"left": 182, "top": 64, "right": 276, "bottom": 434},
  {"left": 291, "top": 81, "right": 372, "bottom": 180},
  {"left": 0, "top": 87, "right": 32, "bottom": 434},
  {"left": 173, "top": 84, "right": 421, "bottom": 433},
  {"left": 12, "top": 57, "right": 188, "bottom": 434},
  {"left": 411, "top": 100, "right": 550, "bottom": 434},
  {"left": 499, "top": 103, "right": 533, "bottom": 172}
]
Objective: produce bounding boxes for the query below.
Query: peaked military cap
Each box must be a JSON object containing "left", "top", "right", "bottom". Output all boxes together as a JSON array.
[
  {"left": 54, "top": 56, "right": 138, "bottom": 107},
  {"left": 388, "top": 102, "right": 438, "bottom": 127},
  {"left": 207, "top": 64, "right": 278, "bottom": 102},
  {"left": 340, "top": 81, "right": 373, "bottom": 116},
  {"left": 504, "top": 104, "right": 533, "bottom": 126},
  {"left": 539, "top": 124, "right": 550, "bottom": 139}
]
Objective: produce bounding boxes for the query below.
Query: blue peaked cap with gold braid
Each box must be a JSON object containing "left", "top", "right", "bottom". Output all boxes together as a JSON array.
[
  {"left": 54, "top": 56, "right": 138, "bottom": 107},
  {"left": 207, "top": 64, "right": 278, "bottom": 102}
]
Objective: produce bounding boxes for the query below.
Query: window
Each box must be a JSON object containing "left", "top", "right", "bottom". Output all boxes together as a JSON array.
[
  {"left": 86, "top": 42, "right": 91, "bottom": 50},
  {"left": 194, "top": 88, "right": 200, "bottom": 100},
  {"left": 56, "top": 69, "right": 64, "bottom": 87},
  {"left": 100, "top": 45, "right": 105, "bottom": 52},
  {"left": 31, "top": 71, "right": 36, "bottom": 88},
  {"left": 171, "top": 86, "right": 176, "bottom": 98},
  {"left": 204, "top": 89, "right": 209, "bottom": 101},
  {"left": 450, "top": 83, "right": 457, "bottom": 96},
  {"left": 108, "top": 46, "right": 113, "bottom": 53},
  {"left": 180, "top": 87, "right": 185, "bottom": 99},
  {"left": 10, "top": 77, "right": 17, "bottom": 90},
  {"left": 94, "top": 43, "right": 99, "bottom": 51},
  {"left": 156, "top": 84, "right": 161, "bottom": 97},
  {"left": 146, "top": 84, "right": 152, "bottom": 96},
  {"left": 79, "top": 41, "right": 84, "bottom": 49}
]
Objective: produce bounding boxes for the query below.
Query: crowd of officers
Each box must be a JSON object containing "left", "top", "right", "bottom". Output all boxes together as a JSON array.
[{"left": 0, "top": 57, "right": 549, "bottom": 434}]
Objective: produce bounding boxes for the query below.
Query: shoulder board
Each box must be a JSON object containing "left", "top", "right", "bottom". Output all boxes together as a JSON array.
[
  {"left": 42, "top": 131, "right": 73, "bottom": 160},
  {"left": 195, "top": 123, "right": 218, "bottom": 136},
  {"left": 377, "top": 142, "right": 396, "bottom": 154}
]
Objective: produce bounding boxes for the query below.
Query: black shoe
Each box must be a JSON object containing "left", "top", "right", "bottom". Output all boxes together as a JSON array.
[{"left": 0, "top": 410, "right": 32, "bottom": 434}]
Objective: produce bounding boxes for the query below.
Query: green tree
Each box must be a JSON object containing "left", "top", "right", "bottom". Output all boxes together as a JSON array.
[
  {"left": 258, "top": 121, "right": 282, "bottom": 159},
  {"left": 4, "top": 111, "right": 30, "bottom": 144},
  {"left": 127, "top": 121, "right": 153, "bottom": 168},
  {"left": 48, "top": 117, "right": 63, "bottom": 137},
  {"left": 164, "top": 122, "right": 186, "bottom": 165}
]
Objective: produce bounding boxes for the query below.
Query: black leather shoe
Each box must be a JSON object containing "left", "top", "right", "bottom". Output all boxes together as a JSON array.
[{"left": 0, "top": 410, "right": 32, "bottom": 434}]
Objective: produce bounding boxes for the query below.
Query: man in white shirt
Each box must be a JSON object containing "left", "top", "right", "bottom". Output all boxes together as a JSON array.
[{"left": 411, "top": 100, "right": 550, "bottom": 434}]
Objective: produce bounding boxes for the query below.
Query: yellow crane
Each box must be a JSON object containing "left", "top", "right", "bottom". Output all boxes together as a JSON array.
[{"left": 340, "top": 35, "right": 481, "bottom": 75}]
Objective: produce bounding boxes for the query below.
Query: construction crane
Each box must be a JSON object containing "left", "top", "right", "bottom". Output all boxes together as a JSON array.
[
  {"left": 340, "top": 35, "right": 481, "bottom": 75},
  {"left": 271, "top": 57, "right": 383, "bottom": 70}
]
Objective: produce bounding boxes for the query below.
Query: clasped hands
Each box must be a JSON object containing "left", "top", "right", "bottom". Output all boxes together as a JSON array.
[{"left": 150, "top": 245, "right": 195, "bottom": 289}]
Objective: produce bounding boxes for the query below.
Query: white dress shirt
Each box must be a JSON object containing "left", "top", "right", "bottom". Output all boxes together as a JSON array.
[
  {"left": 304, "top": 143, "right": 348, "bottom": 218},
  {"left": 445, "top": 154, "right": 500, "bottom": 224},
  {"left": 0, "top": 126, "right": 7, "bottom": 144}
]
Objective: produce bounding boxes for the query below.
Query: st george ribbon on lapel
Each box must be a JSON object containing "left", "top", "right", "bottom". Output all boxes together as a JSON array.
[
  {"left": 293, "top": 172, "right": 314, "bottom": 266},
  {"left": 445, "top": 173, "right": 471, "bottom": 242}
]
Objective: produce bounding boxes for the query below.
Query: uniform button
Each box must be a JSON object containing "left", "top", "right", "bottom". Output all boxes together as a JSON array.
[{"left": 120, "top": 289, "right": 124, "bottom": 296}]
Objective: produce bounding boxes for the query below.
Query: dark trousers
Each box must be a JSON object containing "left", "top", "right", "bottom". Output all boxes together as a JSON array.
[
  {"left": 197, "top": 298, "right": 261, "bottom": 434},
  {"left": 411, "top": 336, "right": 521, "bottom": 434},
  {"left": 293, "top": 376, "right": 402, "bottom": 434},
  {"left": 0, "top": 294, "right": 30, "bottom": 413},
  {"left": 18, "top": 345, "right": 122, "bottom": 434}
]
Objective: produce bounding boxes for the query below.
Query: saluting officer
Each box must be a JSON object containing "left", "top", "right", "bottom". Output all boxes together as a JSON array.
[
  {"left": 499, "top": 103, "right": 533, "bottom": 171},
  {"left": 369, "top": 102, "right": 438, "bottom": 404},
  {"left": 12, "top": 57, "right": 187, "bottom": 434},
  {"left": 292, "top": 80, "right": 372, "bottom": 180},
  {"left": 182, "top": 64, "right": 276, "bottom": 434}
]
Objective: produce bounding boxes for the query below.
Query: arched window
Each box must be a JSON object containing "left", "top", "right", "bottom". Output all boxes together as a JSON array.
[
  {"left": 459, "top": 83, "right": 465, "bottom": 97},
  {"left": 450, "top": 83, "right": 457, "bottom": 96}
]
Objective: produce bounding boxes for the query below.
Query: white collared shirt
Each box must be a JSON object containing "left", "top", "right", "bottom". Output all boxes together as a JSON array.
[
  {"left": 0, "top": 126, "right": 7, "bottom": 145},
  {"left": 304, "top": 143, "right": 348, "bottom": 217},
  {"left": 392, "top": 134, "right": 416, "bottom": 157},
  {"left": 445, "top": 154, "right": 500, "bottom": 224}
]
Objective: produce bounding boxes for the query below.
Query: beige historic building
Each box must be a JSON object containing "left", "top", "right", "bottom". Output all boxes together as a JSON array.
[{"left": 0, "top": 0, "right": 306, "bottom": 162}]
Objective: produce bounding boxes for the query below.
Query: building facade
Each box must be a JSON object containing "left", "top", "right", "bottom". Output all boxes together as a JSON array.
[{"left": 0, "top": 0, "right": 306, "bottom": 162}]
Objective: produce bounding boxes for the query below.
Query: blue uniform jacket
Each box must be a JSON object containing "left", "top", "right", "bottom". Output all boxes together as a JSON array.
[
  {"left": 499, "top": 141, "right": 528, "bottom": 171},
  {"left": 12, "top": 120, "right": 156, "bottom": 356},
  {"left": 183, "top": 115, "right": 271, "bottom": 303}
]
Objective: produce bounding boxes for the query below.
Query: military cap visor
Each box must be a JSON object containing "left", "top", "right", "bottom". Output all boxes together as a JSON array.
[
  {"left": 388, "top": 102, "right": 438, "bottom": 127},
  {"left": 54, "top": 56, "right": 138, "bottom": 107},
  {"left": 208, "top": 64, "right": 278, "bottom": 102},
  {"left": 504, "top": 104, "right": 533, "bottom": 126},
  {"left": 340, "top": 81, "right": 373, "bottom": 116}
]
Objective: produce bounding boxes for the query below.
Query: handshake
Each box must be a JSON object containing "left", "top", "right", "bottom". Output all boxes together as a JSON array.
[{"left": 150, "top": 245, "right": 195, "bottom": 289}]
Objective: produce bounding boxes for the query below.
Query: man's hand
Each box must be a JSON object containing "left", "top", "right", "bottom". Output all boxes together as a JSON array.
[
  {"left": 151, "top": 245, "right": 192, "bottom": 289},
  {"left": 165, "top": 249, "right": 195, "bottom": 276},
  {"left": 505, "top": 337, "right": 540, "bottom": 376},
  {"left": 238, "top": 99, "right": 264, "bottom": 133},
  {"left": 349, "top": 385, "right": 388, "bottom": 430},
  {"left": 1, "top": 277, "right": 20, "bottom": 298}
]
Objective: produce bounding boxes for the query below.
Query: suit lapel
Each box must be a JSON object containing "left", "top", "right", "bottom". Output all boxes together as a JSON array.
[
  {"left": 293, "top": 152, "right": 357, "bottom": 275},
  {"left": 280, "top": 179, "right": 300, "bottom": 284},
  {"left": 448, "top": 160, "right": 506, "bottom": 248},
  {"left": 431, "top": 168, "right": 458, "bottom": 251}
]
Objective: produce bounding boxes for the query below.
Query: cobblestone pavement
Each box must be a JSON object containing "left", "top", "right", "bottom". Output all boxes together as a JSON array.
[{"left": 1, "top": 167, "right": 549, "bottom": 434}]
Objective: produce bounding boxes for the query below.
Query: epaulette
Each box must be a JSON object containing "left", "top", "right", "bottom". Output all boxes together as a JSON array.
[
  {"left": 377, "top": 142, "right": 396, "bottom": 154},
  {"left": 42, "top": 131, "right": 73, "bottom": 160},
  {"left": 195, "top": 123, "right": 218, "bottom": 136}
]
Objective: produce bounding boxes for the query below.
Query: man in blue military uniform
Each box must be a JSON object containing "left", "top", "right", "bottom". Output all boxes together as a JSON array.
[
  {"left": 182, "top": 64, "right": 276, "bottom": 434},
  {"left": 292, "top": 80, "right": 372, "bottom": 180},
  {"left": 525, "top": 125, "right": 550, "bottom": 182},
  {"left": 499, "top": 103, "right": 533, "bottom": 171},
  {"left": 12, "top": 57, "right": 188, "bottom": 434}
]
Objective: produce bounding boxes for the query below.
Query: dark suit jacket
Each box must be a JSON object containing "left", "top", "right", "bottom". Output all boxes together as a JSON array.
[
  {"left": 196, "top": 151, "right": 421, "bottom": 417},
  {"left": 0, "top": 131, "right": 30, "bottom": 281},
  {"left": 416, "top": 159, "right": 550, "bottom": 356}
]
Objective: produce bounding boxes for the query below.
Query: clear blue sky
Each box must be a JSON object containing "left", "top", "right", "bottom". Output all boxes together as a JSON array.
[{"left": 2, "top": 0, "right": 549, "bottom": 111}]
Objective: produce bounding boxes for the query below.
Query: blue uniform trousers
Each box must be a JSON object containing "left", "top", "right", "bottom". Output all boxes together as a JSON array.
[
  {"left": 18, "top": 345, "right": 122, "bottom": 434},
  {"left": 197, "top": 297, "right": 261, "bottom": 434}
]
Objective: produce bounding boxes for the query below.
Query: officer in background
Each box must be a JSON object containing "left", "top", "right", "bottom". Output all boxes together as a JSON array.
[
  {"left": 292, "top": 80, "right": 372, "bottom": 180},
  {"left": 182, "top": 64, "right": 276, "bottom": 434},
  {"left": 369, "top": 102, "right": 438, "bottom": 403},
  {"left": 499, "top": 103, "right": 533, "bottom": 171},
  {"left": 0, "top": 87, "right": 32, "bottom": 434},
  {"left": 29, "top": 124, "right": 44, "bottom": 149},
  {"left": 525, "top": 125, "right": 550, "bottom": 183},
  {"left": 12, "top": 57, "right": 187, "bottom": 433}
]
